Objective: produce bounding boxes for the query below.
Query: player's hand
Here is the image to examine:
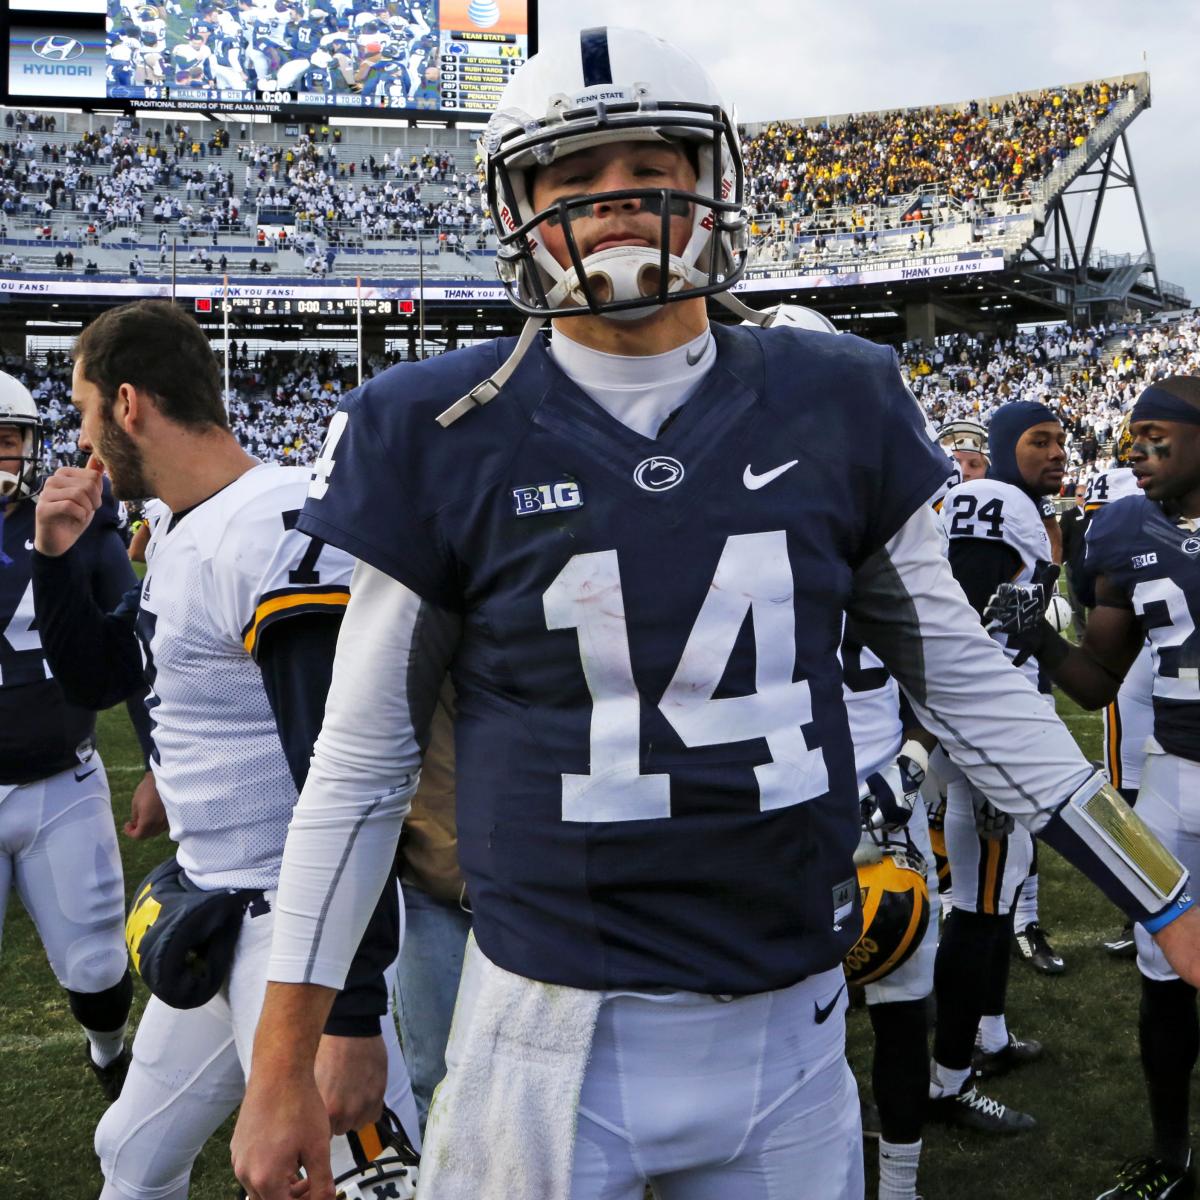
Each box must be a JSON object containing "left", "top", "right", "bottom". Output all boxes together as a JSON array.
[
  {"left": 124, "top": 769, "right": 169, "bottom": 839},
  {"left": 34, "top": 458, "right": 105, "bottom": 557},
  {"left": 971, "top": 788, "right": 1014, "bottom": 840},
  {"left": 984, "top": 582, "right": 1048, "bottom": 667},
  {"left": 861, "top": 742, "right": 926, "bottom": 833},
  {"left": 314, "top": 1033, "right": 386, "bottom": 1135},
  {"left": 861, "top": 765, "right": 914, "bottom": 832},
  {"left": 232, "top": 1068, "right": 335, "bottom": 1200},
  {"left": 1152, "top": 906, "right": 1200, "bottom": 987},
  {"left": 984, "top": 580, "right": 1047, "bottom": 635}
]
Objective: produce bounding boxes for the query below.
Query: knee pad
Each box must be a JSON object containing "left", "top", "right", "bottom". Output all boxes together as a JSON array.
[
  {"left": 68, "top": 970, "right": 133, "bottom": 1033},
  {"left": 62, "top": 934, "right": 130, "bottom": 997}
]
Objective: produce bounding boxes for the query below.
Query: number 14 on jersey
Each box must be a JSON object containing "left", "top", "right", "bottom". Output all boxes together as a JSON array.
[{"left": 544, "top": 530, "right": 830, "bottom": 823}]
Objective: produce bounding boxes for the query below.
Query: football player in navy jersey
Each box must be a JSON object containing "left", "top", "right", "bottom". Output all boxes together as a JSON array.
[
  {"left": 234, "top": 30, "right": 1200, "bottom": 1200},
  {"left": 0, "top": 372, "right": 151, "bottom": 1103},
  {"left": 987, "top": 375, "right": 1200, "bottom": 1199}
]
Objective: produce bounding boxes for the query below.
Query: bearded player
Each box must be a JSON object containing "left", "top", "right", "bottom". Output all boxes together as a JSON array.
[{"left": 31, "top": 302, "right": 417, "bottom": 1200}]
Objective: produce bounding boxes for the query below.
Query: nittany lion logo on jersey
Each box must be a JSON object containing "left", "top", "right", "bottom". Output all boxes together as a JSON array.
[{"left": 633, "top": 456, "right": 685, "bottom": 492}]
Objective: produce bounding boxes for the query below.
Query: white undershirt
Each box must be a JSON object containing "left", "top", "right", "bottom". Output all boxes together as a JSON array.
[{"left": 548, "top": 325, "right": 716, "bottom": 439}]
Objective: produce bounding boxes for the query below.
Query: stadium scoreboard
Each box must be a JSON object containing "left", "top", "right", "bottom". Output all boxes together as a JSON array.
[
  {"left": 194, "top": 296, "right": 415, "bottom": 316},
  {"left": 2, "top": 0, "right": 535, "bottom": 121}
]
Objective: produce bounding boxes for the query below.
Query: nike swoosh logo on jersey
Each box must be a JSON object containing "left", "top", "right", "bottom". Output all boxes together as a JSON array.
[
  {"left": 25, "top": 539, "right": 35, "bottom": 551},
  {"left": 686, "top": 345, "right": 705, "bottom": 366},
  {"left": 814, "top": 983, "right": 846, "bottom": 1025},
  {"left": 74, "top": 766, "right": 98, "bottom": 783},
  {"left": 743, "top": 460, "right": 799, "bottom": 490}
]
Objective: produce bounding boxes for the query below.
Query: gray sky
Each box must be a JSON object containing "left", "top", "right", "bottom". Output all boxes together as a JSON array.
[{"left": 539, "top": 0, "right": 1198, "bottom": 304}]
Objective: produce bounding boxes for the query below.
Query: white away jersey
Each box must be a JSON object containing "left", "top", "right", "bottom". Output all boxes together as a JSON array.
[
  {"left": 842, "top": 635, "right": 903, "bottom": 786},
  {"left": 137, "top": 464, "right": 353, "bottom": 890},
  {"left": 1085, "top": 466, "right": 1141, "bottom": 510},
  {"left": 939, "top": 477, "right": 1052, "bottom": 687}
]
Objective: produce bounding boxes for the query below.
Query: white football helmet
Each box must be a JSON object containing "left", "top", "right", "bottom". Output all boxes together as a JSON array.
[
  {"left": 480, "top": 25, "right": 748, "bottom": 320},
  {"left": 0, "top": 371, "right": 43, "bottom": 500},
  {"left": 329, "top": 1108, "right": 419, "bottom": 1200},
  {"left": 937, "top": 418, "right": 989, "bottom": 462}
]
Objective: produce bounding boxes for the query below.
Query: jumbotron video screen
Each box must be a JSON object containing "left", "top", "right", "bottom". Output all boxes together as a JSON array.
[{"left": 104, "top": 0, "right": 532, "bottom": 116}]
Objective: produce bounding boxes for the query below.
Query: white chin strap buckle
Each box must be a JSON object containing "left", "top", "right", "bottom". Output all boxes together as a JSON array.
[{"left": 546, "top": 245, "right": 698, "bottom": 318}]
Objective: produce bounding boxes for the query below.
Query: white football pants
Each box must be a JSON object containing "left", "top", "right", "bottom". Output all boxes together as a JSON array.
[
  {"left": 0, "top": 756, "right": 127, "bottom": 993},
  {"left": 943, "top": 773, "right": 1033, "bottom": 917},
  {"left": 96, "top": 884, "right": 417, "bottom": 1200},
  {"left": 865, "top": 799, "right": 940, "bottom": 1006},
  {"left": 1134, "top": 750, "right": 1200, "bottom": 982},
  {"left": 569, "top": 969, "right": 862, "bottom": 1199}
]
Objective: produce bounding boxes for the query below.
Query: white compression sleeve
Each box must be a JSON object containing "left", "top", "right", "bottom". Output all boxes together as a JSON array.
[
  {"left": 849, "top": 504, "right": 1187, "bottom": 919},
  {"left": 268, "top": 560, "right": 459, "bottom": 990},
  {"left": 849, "top": 503, "right": 1094, "bottom": 826}
]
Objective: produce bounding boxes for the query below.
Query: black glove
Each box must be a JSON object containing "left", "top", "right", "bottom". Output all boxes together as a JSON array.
[
  {"left": 971, "top": 788, "right": 1015, "bottom": 840},
  {"left": 984, "top": 571, "right": 1060, "bottom": 668}
]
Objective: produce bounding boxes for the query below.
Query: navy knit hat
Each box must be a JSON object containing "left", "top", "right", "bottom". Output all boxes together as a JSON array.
[{"left": 987, "top": 401, "right": 1061, "bottom": 495}]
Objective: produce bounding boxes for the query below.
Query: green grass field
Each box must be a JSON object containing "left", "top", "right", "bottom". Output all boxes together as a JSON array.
[{"left": 0, "top": 696, "right": 1153, "bottom": 1199}]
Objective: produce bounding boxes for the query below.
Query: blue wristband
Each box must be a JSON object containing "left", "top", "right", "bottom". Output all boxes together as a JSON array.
[{"left": 1142, "top": 890, "right": 1195, "bottom": 934}]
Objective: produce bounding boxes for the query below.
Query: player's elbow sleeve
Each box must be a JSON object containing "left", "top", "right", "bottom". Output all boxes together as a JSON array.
[{"left": 1039, "top": 772, "right": 1190, "bottom": 923}]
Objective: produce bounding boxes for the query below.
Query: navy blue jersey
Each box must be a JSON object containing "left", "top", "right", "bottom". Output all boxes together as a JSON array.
[
  {"left": 283, "top": 20, "right": 316, "bottom": 53},
  {"left": 363, "top": 58, "right": 408, "bottom": 94},
  {"left": 303, "top": 64, "right": 333, "bottom": 89},
  {"left": 1085, "top": 494, "right": 1200, "bottom": 763},
  {"left": 297, "top": 323, "right": 951, "bottom": 993},
  {"left": 0, "top": 486, "right": 137, "bottom": 783}
]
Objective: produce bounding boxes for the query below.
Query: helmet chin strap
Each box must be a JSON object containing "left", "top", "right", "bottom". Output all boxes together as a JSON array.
[
  {"left": 715, "top": 290, "right": 767, "bottom": 324},
  {"left": 542, "top": 245, "right": 705, "bottom": 320},
  {"left": 0, "top": 470, "right": 20, "bottom": 498}
]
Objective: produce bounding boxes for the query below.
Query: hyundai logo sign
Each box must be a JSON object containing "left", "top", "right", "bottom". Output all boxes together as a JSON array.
[{"left": 32, "top": 35, "right": 85, "bottom": 61}]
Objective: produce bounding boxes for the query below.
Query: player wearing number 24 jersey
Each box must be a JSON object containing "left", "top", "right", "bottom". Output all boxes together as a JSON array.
[{"left": 238, "top": 29, "right": 1200, "bottom": 1200}]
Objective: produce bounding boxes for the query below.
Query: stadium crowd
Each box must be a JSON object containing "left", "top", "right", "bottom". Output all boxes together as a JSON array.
[
  {"left": 0, "top": 112, "right": 485, "bottom": 259},
  {"left": 14, "top": 307, "right": 1198, "bottom": 486},
  {"left": 1, "top": 75, "right": 1140, "bottom": 272},
  {"left": 742, "top": 78, "right": 1137, "bottom": 229},
  {"left": 244, "top": 133, "right": 485, "bottom": 245},
  {"left": 901, "top": 310, "right": 1200, "bottom": 492}
]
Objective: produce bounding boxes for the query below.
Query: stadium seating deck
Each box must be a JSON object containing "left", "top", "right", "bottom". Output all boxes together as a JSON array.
[{"left": 0, "top": 72, "right": 1152, "bottom": 286}]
